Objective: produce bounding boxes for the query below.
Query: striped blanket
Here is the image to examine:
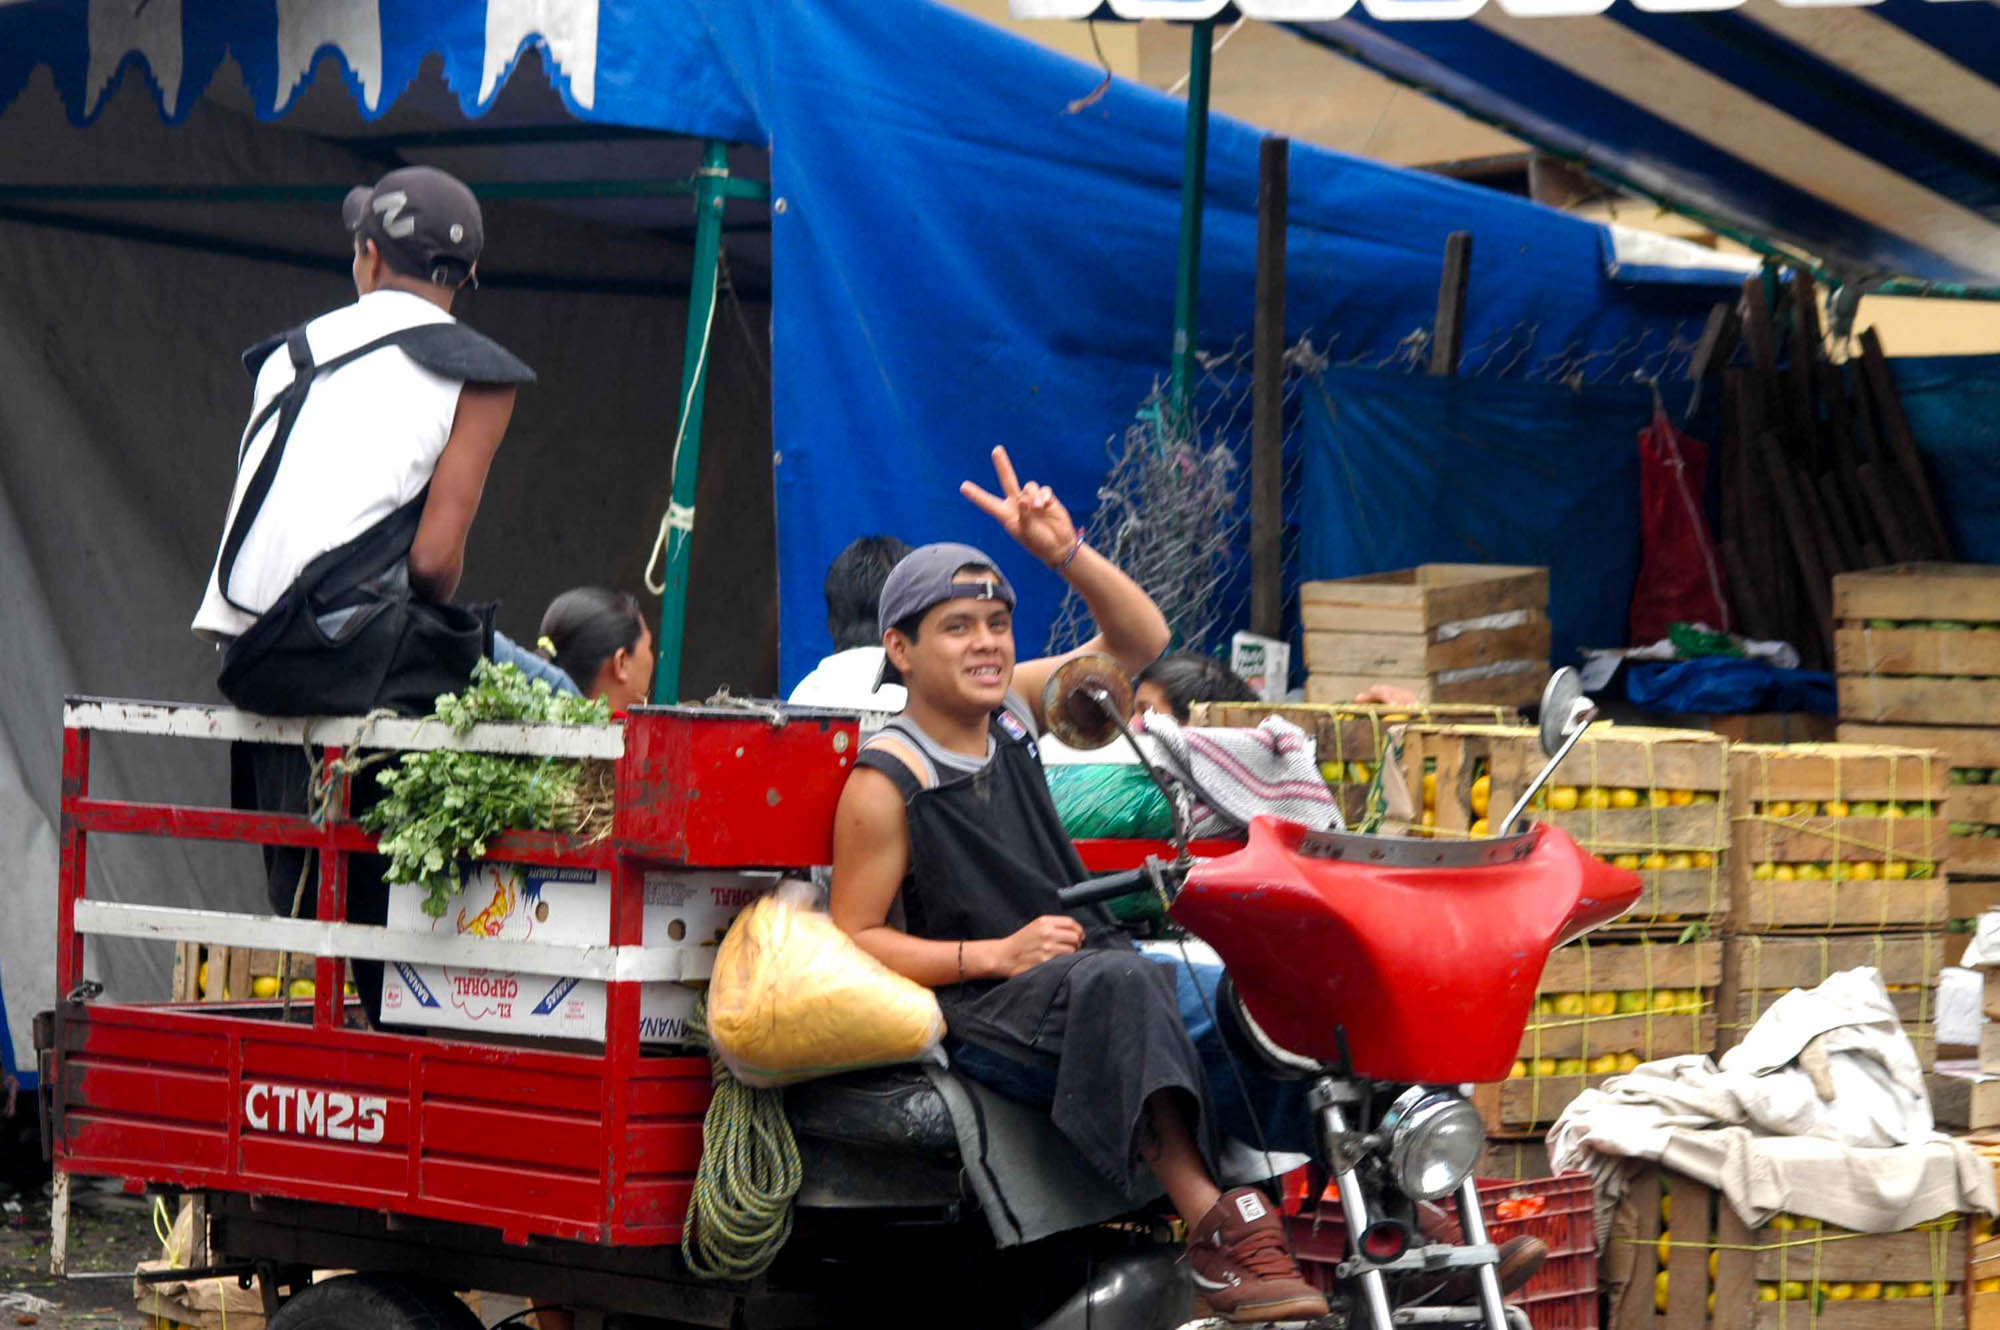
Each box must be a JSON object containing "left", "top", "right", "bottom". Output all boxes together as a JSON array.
[{"left": 1137, "top": 714, "right": 1342, "bottom": 837}]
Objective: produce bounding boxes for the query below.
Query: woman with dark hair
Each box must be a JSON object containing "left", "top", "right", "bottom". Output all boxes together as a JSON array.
[
  {"left": 1131, "top": 651, "right": 1258, "bottom": 724},
  {"left": 535, "top": 587, "right": 655, "bottom": 709}
]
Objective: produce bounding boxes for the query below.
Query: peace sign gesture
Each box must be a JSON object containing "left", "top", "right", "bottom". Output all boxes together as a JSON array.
[{"left": 960, "top": 446, "right": 1079, "bottom": 567}]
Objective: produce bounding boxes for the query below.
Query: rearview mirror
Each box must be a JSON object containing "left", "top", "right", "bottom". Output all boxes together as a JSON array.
[
  {"left": 1537, "top": 667, "right": 1597, "bottom": 759},
  {"left": 1040, "top": 654, "right": 1135, "bottom": 751}
]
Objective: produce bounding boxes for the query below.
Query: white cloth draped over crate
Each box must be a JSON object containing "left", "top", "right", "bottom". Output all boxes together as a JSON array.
[{"left": 1550, "top": 967, "right": 1998, "bottom": 1246}]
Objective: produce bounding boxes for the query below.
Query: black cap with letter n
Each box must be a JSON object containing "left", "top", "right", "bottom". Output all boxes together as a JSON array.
[{"left": 343, "top": 165, "right": 484, "bottom": 288}]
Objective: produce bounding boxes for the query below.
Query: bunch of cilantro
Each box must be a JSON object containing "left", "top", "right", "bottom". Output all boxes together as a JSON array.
[{"left": 363, "top": 661, "right": 612, "bottom": 918}]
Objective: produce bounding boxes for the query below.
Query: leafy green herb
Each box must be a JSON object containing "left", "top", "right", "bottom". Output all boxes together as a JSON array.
[{"left": 362, "top": 661, "right": 612, "bottom": 917}]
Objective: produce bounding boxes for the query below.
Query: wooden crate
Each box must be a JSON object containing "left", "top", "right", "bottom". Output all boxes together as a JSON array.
[
  {"left": 1836, "top": 723, "right": 2000, "bottom": 878},
  {"left": 1730, "top": 743, "right": 1951, "bottom": 931},
  {"left": 1299, "top": 564, "right": 1549, "bottom": 709},
  {"left": 1835, "top": 564, "right": 2000, "bottom": 727},
  {"left": 1516, "top": 938, "right": 1720, "bottom": 1065},
  {"left": 1470, "top": 1073, "right": 1610, "bottom": 1134},
  {"left": 1188, "top": 699, "right": 1518, "bottom": 824},
  {"left": 1392, "top": 722, "right": 1729, "bottom": 931},
  {"left": 1933, "top": 1064, "right": 2000, "bottom": 1130},
  {"left": 1480, "top": 1137, "right": 1554, "bottom": 1182},
  {"left": 1607, "top": 1163, "right": 1968, "bottom": 1329},
  {"left": 1717, "top": 933, "right": 1945, "bottom": 1070},
  {"left": 171, "top": 944, "right": 316, "bottom": 1001}
]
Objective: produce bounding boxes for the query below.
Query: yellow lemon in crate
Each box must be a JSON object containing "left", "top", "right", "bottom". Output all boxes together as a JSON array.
[
  {"left": 1794, "top": 801, "right": 1821, "bottom": 817},
  {"left": 1766, "top": 800, "right": 1792, "bottom": 818},
  {"left": 1882, "top": 1284, "right": 1907, "bottom": 1299},
  {"left": 1856, "top": 1282, "right": 1883, "bottom": 1299},
  {"left": 1708, "top": 1250, "right": 1719, "bottom": 1279},
  {"left": 1654, "top": 1271, "right": 1670, "bottom": 1312},
  {"left": 1692, "top": 851, "right": 1714, "bottom": 869},
  {"left": 251, "top": 975, "right": 280, "bottom": 999},
  {"left": 1587, "top": 992, "right": 1618, "bottom": 1016},
  {"left": 1468, "top": 818, "right": 1490, "bottom": 838},
  {"left": 1470, "top": 774, "right": 1491, "bottom": 817},
  {"left": 1884, "top": 861, "right": 1909, "bottom": 880},
  {"left": 1824, "top": 800, "right": 1851, "bottom": 818},
  {"left": 1660, "top": 1190, "right": 1672, "bottom": 1224},
  {"left": 1508, "top": 1060, "right": 1528, "bottom": 1080},
  {"left": 1656, "top": 1236, "right": 1671, "bottom": 1265},
  {"left": 1910, "top": 861, "right": 1938, "bottom": 878},
  {"left": 1422, "top": 771, "right": 1438, "bottom": 808},
  {"left": 1616, "top": 990, "right": 1648, "bottom": 1014},
  {"left": 1348, "top": 762, "right": 1375, "bottom": 784},
  {"left": 1547, "top": 786, "right": 1579, "bottom": 811},
  {"left": 1756, "top": 1285, "right": 1778, "bottom": 1303},
  {"left": 1588, "top": 1053, "right": 1620, "bottom": 1075},
  {"left": 1555, "top": 1058, "right": 1586, "bottom": 1076},
  {"left": 1651, "top": 990, "right": 1682, "bottom": 1012},
  {"left": 1906, "top": 1282, "right": 1933, "bottom": 1298},
  {"left": 1977, "top": 1278, "right": 2000, "bottom": 1294},
  {"left": 1581, "top": 787, "right": 1614, "bottom": 810},
  {"left": 1532, "top": 1058, "right": 1558, "bottom": 1077},
  {"left": 1611, "top": 788, "right": 1641, "bottom": 809},
  {"left": 1751, "top": 862, "right": 1776, "bottom": 880},
  {"left": 1648, "top": 788, "right": 1672, "bottom": 807},
  {"left": 1534, "top": 996, "right": 1556, "bottom": 1016},
  {"left": 1665, "top": 853, "right": 1694, "bottom": 870},
  {"left": 1552, "top": 992, "right": 1587, "bottom": 1016},
  {"left": 1617, "top": 1053, "right": 1641, "bottom": 1072},
  {"left": 289, "top": 979, "right": 316, "bottom": 999},
  {"left": 1420, "top": 809, "right": 1437, "bottom": 830},
  {"left": 1641, "top": 852, "right": 1669, "bottom": 871},
  {"left": 1669, "top": 789, "right": 1695, "bottom": 807},
  {"left": 1883, "top": 802, "right": 1909, "bottom": 819},
  {"left": 1770, "top": 1214, "right": 1795, "bottom": 1231},
  {"left": 1795, "top": 863, "right": 1826, "bottom": 881},
  {"left": 1773, "top": 864, "right": 1798, "bottom": 882},
  {"left": 1781, "top": 1280, "right": 1808, "bottom": 1301},
  {"left": 1826, "top": 1283, "right": 1854, "bottom": 1301},
  {"left": 1613, "top": 854, "right": 1643, "bottom": 871},
  {"left": 1849, "top": 860, "right": 1879, "bottom": 881},
  {"left": 1318, "top": 761, "right": 1343, "bottom": 784}
]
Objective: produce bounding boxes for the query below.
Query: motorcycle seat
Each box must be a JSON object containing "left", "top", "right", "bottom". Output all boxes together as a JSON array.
[{"left": 784, "top": 1065, "right": 964, "bottom": 1210}]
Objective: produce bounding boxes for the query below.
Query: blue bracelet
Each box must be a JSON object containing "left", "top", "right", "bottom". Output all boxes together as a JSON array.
[{"left": 1054, "top": 529, "right": 1087, "bottom": 572}]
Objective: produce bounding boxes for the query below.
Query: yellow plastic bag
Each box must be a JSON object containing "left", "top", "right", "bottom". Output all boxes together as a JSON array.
[{"left": 707, "top": 881, "right": 944, "bottom": 1087}]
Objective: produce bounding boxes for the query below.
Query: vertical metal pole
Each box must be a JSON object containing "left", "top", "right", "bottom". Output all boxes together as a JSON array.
[
  {"left": 1250, "top": 136, "right": 1288, "bottom": 640},
  {"left": 654, "top": 140, "right": 732, "bottom": 703},
  {"left": 1168, "top": 21, "right": 1215, "bottom": 431}
]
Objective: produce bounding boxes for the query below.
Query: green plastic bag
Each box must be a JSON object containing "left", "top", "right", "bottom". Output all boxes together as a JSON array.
[{"left": 1047, "top": 763, "right": 1174, "bottom": 840}]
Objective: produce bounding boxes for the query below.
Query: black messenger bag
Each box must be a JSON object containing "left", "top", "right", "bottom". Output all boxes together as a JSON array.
[{"left": 214, "top": 321, "right": 529, "bottom": 718}]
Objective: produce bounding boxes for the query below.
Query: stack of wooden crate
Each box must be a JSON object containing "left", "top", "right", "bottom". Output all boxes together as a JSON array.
[
  {"left": 172, "top": 944, "right": 321, "bottom": 1002},
  {"left": 1834, "top": 563, "right": 2000, "bottom": 923},
  {"left": 1297, "top": 564, "right": 1550, "bottom": 710},
  {"left": 1607, "top": 1163, "right": 1969, "bottom": 1329},
  {"left": 1393, "top": 722, "right": 1730, "bottom": 1147},
  {"left": 1187, "top": 699, "right": 1518, "bottom": 826},
  {"left": 1721, "top": 742, "right": 1951, "bottom": 1072}
]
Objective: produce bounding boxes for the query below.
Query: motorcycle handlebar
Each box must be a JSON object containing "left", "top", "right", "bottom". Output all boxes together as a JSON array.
[{"left": 1057, "top": 869, "right": 1148, "bottom": 908}]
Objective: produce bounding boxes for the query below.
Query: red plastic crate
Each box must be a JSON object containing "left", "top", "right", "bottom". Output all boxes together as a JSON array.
[{"left": 1286, "top": 1172, "right": 1599, "bottom": 1330}]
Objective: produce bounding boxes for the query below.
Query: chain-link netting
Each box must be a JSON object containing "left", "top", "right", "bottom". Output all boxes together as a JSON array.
[{"left": 1044, "top": 321, "right": 1703, "bottom": 659}]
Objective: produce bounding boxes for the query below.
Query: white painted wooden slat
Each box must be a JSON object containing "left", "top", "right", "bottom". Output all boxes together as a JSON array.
[
  {"left": 71, "top": 899, "right": 712, "bottom": 982},
  {"left": 62, "top": 698, "right": 624, "bottom": 761}
]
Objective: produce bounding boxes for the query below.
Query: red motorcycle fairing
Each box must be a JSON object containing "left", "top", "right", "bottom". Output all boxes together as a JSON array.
[{"left": 1168, "top": 816, "right": 1643, "bottom": 1085}]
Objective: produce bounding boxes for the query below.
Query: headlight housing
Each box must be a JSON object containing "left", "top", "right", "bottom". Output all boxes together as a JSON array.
[{"left": 1383, "top": 1087, "right": 1484, "bottom": 1201}]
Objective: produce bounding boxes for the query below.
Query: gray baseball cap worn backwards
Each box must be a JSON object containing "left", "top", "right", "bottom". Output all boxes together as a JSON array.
[
  {"left": 875, "top": 543, "right": 1017, "bottom": 689},
  {"left": 343, "top": 165, "right": 484, "bottom": 287}
]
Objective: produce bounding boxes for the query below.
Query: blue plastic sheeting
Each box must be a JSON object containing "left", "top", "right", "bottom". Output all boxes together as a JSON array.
[
  {"left": 1297, "top": 366, "right": 1692, "bottom": 671},
  {"left": 1893, "top": 356, "right": 2000, "bottom": 563},
  {"left": 0, "top": 0, "right": 1736, "bottom": 687},
  {"left": 1623, "top": 660, "right": 1835, "bottom": 717}
]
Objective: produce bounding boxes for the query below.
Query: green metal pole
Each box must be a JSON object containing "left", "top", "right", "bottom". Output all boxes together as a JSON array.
[
  {"left": 1169, "top": 20, "right": 1215, "bottom": 430},
  {"left": 653, "top": 140, "right": 732, "bottom": 703}
]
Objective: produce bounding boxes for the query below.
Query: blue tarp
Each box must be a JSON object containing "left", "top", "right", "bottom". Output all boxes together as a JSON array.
[
  {"left": 1894, "top": 355, "right": 2000, "bottom": 564},
  {"left": 0, "top": 0, "right": 1740, "bottom": 686}
]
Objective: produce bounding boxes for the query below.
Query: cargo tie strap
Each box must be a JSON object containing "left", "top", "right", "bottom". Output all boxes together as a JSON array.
[{"left": 680, "top": 991, "right": 803, "bottom": 1281}]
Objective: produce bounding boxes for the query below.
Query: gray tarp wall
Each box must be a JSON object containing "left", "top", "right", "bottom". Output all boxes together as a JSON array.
[{"left": 0, "top": 54, "right": 777, "bottom": 1068}]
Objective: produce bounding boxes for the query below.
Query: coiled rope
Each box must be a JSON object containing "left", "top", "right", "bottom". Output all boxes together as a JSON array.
[{"left": 680, "top": 991, "right": 804, "bottom": 1280}]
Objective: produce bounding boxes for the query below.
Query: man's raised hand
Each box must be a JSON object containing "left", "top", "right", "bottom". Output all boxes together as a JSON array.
[{"left": 961, "top": 445, "right": 1078, "bottom": 568}]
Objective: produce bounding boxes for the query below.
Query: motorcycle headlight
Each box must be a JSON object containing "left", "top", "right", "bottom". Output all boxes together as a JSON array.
[{"left": 1384, "top": 1087, "right": 1484, "bottom": 1201}]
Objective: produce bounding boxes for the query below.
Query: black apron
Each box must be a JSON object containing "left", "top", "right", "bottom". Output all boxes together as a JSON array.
[{"left": 856, "top": 711, "right": 1215, "bottom": 1196}]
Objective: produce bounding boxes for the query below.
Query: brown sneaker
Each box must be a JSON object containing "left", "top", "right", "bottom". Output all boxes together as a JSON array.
[
  {"left": 1187, "top": 1187, "right": 1332, "bottom": 1324},
  {"left": 1409, "top": 1234, "right": 1550, "bottom": 1303}
]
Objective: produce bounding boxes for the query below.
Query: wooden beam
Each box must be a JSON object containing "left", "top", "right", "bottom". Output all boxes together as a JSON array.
[
  {"left": 1858, "top": 327, "right": 1953, "bottom": 559},
  {"left": 1429, "top": 231, "right": 1473, "bottom": 376},
  {"left": 1251, "top": 136, "right": 1288, "bottom": 640}
]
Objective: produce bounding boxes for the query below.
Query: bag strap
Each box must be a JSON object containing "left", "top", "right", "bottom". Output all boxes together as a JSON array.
[{"left": 215, "top": 325, "right": 432, "bottom": 615}]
